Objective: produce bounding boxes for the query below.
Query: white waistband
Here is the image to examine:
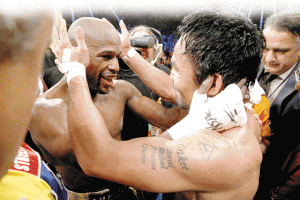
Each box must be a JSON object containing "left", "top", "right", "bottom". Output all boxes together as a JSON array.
[{"left": 65, "top": 187, "right": 111, "bottom": 200}]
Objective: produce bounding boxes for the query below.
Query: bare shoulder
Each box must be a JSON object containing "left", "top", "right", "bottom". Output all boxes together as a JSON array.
[
  {"left": 30, "top": 93, "right": 67, "bottom": 140},
  {"left": 32, "top": 93, "right": 67, "bottom": 117},
  {"left": 174, "top": 128, "right": 261, "bottom": 189},
  {"left": 113, "top": 79, "right": 137, "bottom": 91},
  {"left": 111, "top": 80, "right": 141, "bottom": 97}
]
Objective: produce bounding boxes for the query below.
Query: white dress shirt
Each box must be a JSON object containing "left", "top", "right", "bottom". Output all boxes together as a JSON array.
[{"left": 268, "top": 64, "right": 297, "bottom": 104}]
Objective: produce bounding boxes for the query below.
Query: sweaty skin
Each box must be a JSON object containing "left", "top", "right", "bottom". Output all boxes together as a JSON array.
[{"left": 29, "top": 18, "right": 186, "bottom": 192}]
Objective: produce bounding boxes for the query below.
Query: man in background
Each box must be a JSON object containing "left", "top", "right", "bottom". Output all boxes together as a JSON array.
[
  {"left": 255, "top": 11, "right": 300, "bottom": 199},
  {"left": 118, "top": 25, "right": 173, "bottom": 141}
]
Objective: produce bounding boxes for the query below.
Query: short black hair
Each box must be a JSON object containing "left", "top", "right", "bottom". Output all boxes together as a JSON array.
[{"left": 176, "top": 10, "right": 265, "bottom": 87}]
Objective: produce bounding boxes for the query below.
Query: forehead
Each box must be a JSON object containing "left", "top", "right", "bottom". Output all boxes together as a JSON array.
[
  {"left": 263, "top": 27, "right": 298, "bottom": 48},
  {"left": 86, "top": 36, "right": 121, "bottom": 52},
  {"left": 172, "top": 39, "right": 191, "bottom": 68}
]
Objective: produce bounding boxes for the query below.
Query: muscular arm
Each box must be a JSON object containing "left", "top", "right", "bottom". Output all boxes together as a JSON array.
[
  {"left": 29, "top": 77, "right": 73, "bottom": 160},
  {"left": 67, "top": 75, "right": 242, "bottom": 193},
  {"left": 123, "top": 53, "right": 177, "bottom": 104},
  {"left": 119, "top": 20, "right": 177, "bottom": 104},
  {"left": 120, "top": 80, "right": 187, "bottom": 130}
]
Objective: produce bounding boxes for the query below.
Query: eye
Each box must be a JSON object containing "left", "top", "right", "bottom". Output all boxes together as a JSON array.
[{"left": 100, "top": 54, "right": 112, "bottom": 59}]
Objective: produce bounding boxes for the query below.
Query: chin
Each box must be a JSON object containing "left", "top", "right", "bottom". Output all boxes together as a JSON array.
[{"left": 97, "top": 86, "right": 112, "bottom": 94}]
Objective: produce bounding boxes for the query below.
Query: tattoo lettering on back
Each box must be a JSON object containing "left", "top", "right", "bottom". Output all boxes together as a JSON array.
[{"left": 141, "top": 143, "right": 175, "bottom": 170}]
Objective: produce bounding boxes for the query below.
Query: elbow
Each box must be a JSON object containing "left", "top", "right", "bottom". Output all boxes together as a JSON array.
[
  {"left": 78, "top": 155, "right": 109, "bottom": 179},
  {"left": 80, "top": 160, "right": 102, "bottom": 178}
]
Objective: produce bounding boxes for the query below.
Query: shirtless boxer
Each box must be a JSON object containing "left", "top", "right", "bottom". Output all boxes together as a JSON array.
[
  {"left": 29, "top": 17, "right": 186, "bottom": 199},
  {"left": 62, "top": 10, "right": 265, "bottom": 200}
]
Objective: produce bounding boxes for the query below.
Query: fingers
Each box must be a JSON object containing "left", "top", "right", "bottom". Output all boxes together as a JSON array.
[
  {"left": 197, "top": 76, "right": 214, "bottom": 94},
  {"left": 236, "top": 78, "right": 247, "bottom": 88},
  {"left": 237, "top": 78, "right": 250, "bottom": 103},
  {"left": 75, "top": 26, "right": 87, "bottom": 49},
  {"left": 59, "top": 19, "right": 71, "bottom": 47},
  {"left": 119, "top": 20, "right": 129, "bottom": 35},
  {"left": 50, "top": 26, "right": 60, "bottom": 58}
]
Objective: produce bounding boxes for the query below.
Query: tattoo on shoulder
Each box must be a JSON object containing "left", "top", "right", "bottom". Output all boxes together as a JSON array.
[{"left": 197, "top": 139, "right": 218, "bottom": 159}]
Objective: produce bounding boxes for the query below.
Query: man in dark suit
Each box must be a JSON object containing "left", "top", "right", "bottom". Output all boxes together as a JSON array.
[{"left": 255, "top": 12, "right": 300, "bottom": 199}]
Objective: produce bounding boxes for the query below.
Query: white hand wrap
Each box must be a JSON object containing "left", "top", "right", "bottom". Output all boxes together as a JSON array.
[
  {"left": 121, "top": 48, "right": 137, "bottom": 63},
  {"left": 168, "top": 84, "right": 247, "bottom": 140},
  {"left": 58, "top": 48, "right": 86, "bottom": 83},
  {"left": 248, "top": 79, "right": 265, "bottom": 105}
]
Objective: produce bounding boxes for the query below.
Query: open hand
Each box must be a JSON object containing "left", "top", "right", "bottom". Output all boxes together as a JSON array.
[
  {"left": 55, "top": 19, "right": 89, "bottom": 71},
  {"left": 118, "top": 20, "right": 132, "bottom": 58}
]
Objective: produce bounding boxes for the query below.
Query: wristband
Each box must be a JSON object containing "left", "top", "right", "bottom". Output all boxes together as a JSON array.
[
  {"left": 67, "top": 64, "right": 86, "bottom": 83},
  {"left": 58, "top": 62, "right": 86, "bottom": 83},
  {"left": 121, "top": 48, "right": 137, "bottom": 63}
]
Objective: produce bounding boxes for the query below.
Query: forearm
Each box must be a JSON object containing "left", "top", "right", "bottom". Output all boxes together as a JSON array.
[
  {"left": 123, "top": 51, "right": 177, "bottom": 104},
  {"left": 67, "top": 76, "right": 114, "bottom": 171}
]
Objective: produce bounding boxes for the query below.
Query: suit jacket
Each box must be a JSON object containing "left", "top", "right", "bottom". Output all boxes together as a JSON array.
[{"left": 255, "top": 60, "right": 300, "bottom": 199}]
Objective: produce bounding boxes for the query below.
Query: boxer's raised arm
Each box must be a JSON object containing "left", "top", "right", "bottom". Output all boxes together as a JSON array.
[{"left": 119, "top": 20, "right": 177, "bottom": 104}]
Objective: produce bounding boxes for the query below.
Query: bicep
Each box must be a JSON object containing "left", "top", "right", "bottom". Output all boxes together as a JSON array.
[
  {"left": 126, "top": 87, "right": 186, "bottom": 130},
  {"left": 29, "top": 100, "right": 71, "bottom": 157}
]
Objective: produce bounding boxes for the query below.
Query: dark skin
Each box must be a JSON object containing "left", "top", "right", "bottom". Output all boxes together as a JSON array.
[{"left": 29, "top": 18, "right": 186, "bottom": 192}]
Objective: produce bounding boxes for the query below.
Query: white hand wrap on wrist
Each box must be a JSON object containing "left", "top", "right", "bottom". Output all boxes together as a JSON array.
[
  {"left": 66, "top": 63, "right": 86, "bottom": 83},
  {"left": 58, "top": 62, "right": 86, "bottom": 83},
  {"left": 121, "top": 48, "right": 137, "bottom": 63},
  {"left": 168, "top": 84, "right": 247, "bottom": 140},
  {"left": 58, "top": 48, "right": 86, "bottom": 83}
]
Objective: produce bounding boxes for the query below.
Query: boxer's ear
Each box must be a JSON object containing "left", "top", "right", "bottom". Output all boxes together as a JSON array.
[{"left": 207, "top": 73, "right": 224, "bottom": 97}]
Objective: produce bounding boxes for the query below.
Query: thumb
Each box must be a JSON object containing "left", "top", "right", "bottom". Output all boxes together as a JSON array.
[{"left": 197, "top": 76, "right": 214, "bottom": 94}]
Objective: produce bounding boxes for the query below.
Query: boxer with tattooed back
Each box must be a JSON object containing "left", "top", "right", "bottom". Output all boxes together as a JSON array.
[{"left": 60, "top": 10, "right": 266, "bottom": 200}]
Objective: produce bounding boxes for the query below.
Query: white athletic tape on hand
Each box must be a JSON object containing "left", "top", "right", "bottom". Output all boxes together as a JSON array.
[
  {"left": 58, "top": 62, "right": 86, "bottom": 83},
  {"left": 168, "top": 84, "right": 247, "bottom": 140},
  {"left": 62, "top": 48, "right": 72, "bottom": 63},
  {"left": 248, "top": 80, "right": 264, "bottom": 105},
  {"left": 66, "top": 63, "right": 86, "bottom": 83}
]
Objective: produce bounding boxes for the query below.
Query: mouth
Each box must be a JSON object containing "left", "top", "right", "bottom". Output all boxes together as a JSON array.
[{"left": 98, "top": 71, "right": 117, "bottom": 87}]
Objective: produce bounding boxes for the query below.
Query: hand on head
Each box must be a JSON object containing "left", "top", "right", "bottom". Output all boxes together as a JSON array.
[
  {"left": 118, "top": 20, "right": 132, "bottom": 58},
  {"left": 55, "top": 19, "right": 89, "bottom": 69}
]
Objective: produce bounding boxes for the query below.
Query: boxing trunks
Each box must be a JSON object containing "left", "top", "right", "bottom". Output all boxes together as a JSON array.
[{"left": 65, "top": 185, "right": 141, "bottom": 200}]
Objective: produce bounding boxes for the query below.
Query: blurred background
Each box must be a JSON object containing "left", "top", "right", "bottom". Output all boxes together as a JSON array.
[{"left": 57, "top": 0, "right": 300, "bottom": 60}]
